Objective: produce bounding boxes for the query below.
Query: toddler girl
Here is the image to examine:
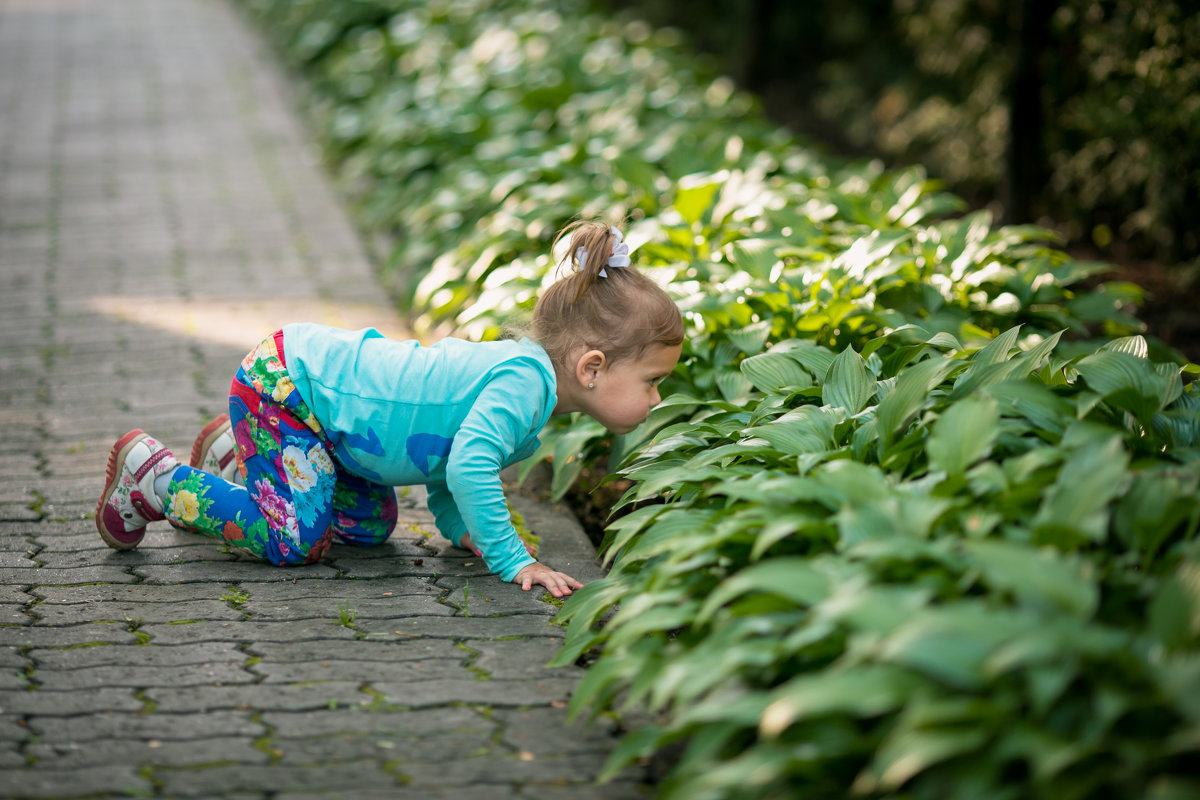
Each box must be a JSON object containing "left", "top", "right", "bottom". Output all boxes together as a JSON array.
[{"left": 95, "top": 221, "right": 684, "bottom": 597}]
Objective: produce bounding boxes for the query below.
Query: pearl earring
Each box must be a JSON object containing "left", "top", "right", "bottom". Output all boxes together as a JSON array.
[{"left": 587, "top": 382, "right": 594, "bottom": 389}]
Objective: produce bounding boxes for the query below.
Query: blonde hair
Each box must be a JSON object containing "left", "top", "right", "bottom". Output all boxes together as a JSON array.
[{"left": 532, "top": 221, "right": 683, "bottom": 372}]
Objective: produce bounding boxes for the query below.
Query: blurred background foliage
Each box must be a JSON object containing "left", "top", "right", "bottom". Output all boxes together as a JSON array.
[{"left": 603, "top": 0, "right": 1200, "bottom": 357}]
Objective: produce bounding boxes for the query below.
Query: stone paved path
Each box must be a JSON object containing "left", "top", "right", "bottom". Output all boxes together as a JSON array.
[{"left": 0, "top": 1, "right": 641, "bottom": 797}]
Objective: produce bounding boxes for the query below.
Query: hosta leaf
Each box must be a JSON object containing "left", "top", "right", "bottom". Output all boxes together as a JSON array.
[
  {"left": 927, "top": 393, "right": 999, "bottom": 476},
  {"left": 879, "top": 603, "right": 1037, "bottom": 688},
  {"left": 724, "top": 320, "right": 773, "bottom": 355},
  {"left": 1099, "top": 334, "right": 1149, "bottom": 358},
  {"left": 972, "top": 325, "right": 1022, "bottom": 366},
  {"left": 716, "top": 365, "right": 755, "bottom": 402},
  {"left": 740, "top": 350, "right": 814, "bottom": 393},
  {"left": 597, "top": 724, "right": 680, "bottom": 784},
  {"left": 698, "top": 558, "right": 833, "bottom": 622},
  {"left": 1032, "top": 433, "right": 1129, "bottom": 546},
  {"left": 599, "top": 504, "right": 668, "bottom": 562},
  {"left": 951, "top": 330, "right": 1063, "bottom": 399},
  {"left": 607, "top": 600, "right": 703, "bottom": 651},
  {"left": 1149, "top": 558, "right": 1200, "bottom": 650},
  {"left": 1075, "top": 349, "right": 1172, "bottom": 425},
  {"left": 986, "top": 380, "right": 1073, "bottom": 436},
  {"left": 749, "top": 405, "right": 839, "bottom": 455},
  {"left": 1112, "top": 465, "right": 1200, "bottom": 565},
  {"left": 858, "top": 725, "right": 990, "bottom": 792},
  {"left": 776, "top": 339, "right": 836, "bottom": 380},
  {"left": 876, "top": 355, "right": 958, "bottom": 452},
  {"left": 823, "top": 345, "right": 875, "bottom": 414},
  {"left": 758, "top": 664, "right": 927, "bottom": 737},
  {"left": 963, "top": 538, "right": 1098, "bottom": 617}
]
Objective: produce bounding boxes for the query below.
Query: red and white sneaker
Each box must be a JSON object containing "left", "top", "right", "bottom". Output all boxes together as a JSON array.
[
  {"left": 95, "top": 430, "right": 179, "bottom": 550},
  {"left": 190, "top": 413, "right": 240, "bottom": 484}
]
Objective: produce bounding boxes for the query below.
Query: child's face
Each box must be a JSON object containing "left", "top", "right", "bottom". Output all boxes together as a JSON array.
[{"left": 587, "top": 344, "right": 682, "bottom": 434}]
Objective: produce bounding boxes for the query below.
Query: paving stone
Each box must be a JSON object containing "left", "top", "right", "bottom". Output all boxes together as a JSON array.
[
  {"left": 0, "top": 687, "right": 143, "bottom": 715},
  {"left": 247, "top": 638, "right": 463, "bottom": 663},
  {"left": 279, "top": 790, "right": 520, "bottom": 800},
  {"left": 363, "top": 615, "right": 566, "bottom": 640},
  {"left": 32, "top": 598, "right": 243, "bottom": 625},
  {"left": 29, "top": 709, "right": 266, "bottom": 743},
  {"left": 0, "top": 648, "right": 29, "bottom": 669},
  {"left": 240, "top": 575, "right": 437, "bottom": 600},
  {"left": 272, "top": 731, "right": 499, "bottom": 765},
  {"left": 39, "top": 544, "right": 240, "bottom": 568},
  {"left": 28, "top": 641, "right": 244, "bottom": 669},
  {"left": 0, "top": 584, "right": 33, "bottom": 604},
  {"left": 258, "top": 707, "right": 490, "bottom": 739},
  {"left": 7, "top": 765, "right": 153, "bottom": 798},
  {"left": 154, "top": 760, "right": 403, "bottom": 797},
  {"left": 0, "top": 602, "right": 31, "bottom": 626},
  {"left": 0, "top": 670, "right": 28, "bottom": 691},
  {"left": 34, "top": 660, "right": 255, "bottom": 690},
  {"left": 133, "top": 560, "right": 341, "bottom": 583},
  {"left": 33, "top": 582, "right": 232, "bottom": 604},
  {"left": 494, "top": 708, "right": 624, "bottom": 757},
  {"left": 328, "top": 554, "right": 494, "bottom": 580},
  {"left": 468, "top": 638, "right": 573, "bottom": 681},
  {"left": 399, "top": 754, "right": 633, "bottom": 790},
  {"left": 0, "top": 744, "right": 25, "bottom": 770},
  {"left": 0, "top": 715, "right": 25, "bottom": 742},
  {"left": 438, "top": 576, "right": 560, "bottom": 618},
  {"left": 26, "top": 735, "right": 267, "bottom": 769},
  {"left": 252, "top": 658, "right": 455, "bottom": 685},
  {"left": 136, "top": 618, "right": 360, "bottom": 645},
  {"left": 0, "top": 622, "right": 140, "bottom": 648},
  {"left": 144, "top": 681, "right": 371, "bottom": 713},
  {"left": 372, "top": 678, "right": 582, "bottom": 709},
  {"left": 518, "top": 781, "right": 653, "bottom": 799},
  {"left": 0, "top": 565, "right": 138, "bottom": 586}
]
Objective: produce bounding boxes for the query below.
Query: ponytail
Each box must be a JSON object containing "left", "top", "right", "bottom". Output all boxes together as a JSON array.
[
  {"left": 553, "top": 222, "right": 625, "bottom": 304},
  {"left": 533, "top": 220, "right": 683, "bottom": 371}
]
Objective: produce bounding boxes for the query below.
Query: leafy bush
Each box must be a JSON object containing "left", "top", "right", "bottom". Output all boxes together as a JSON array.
[
  {"left": 553, "top": 330, "right": 1200, "bottom": 799},
  {"left": 238, "top": 2, "right": 1200, "bottom": 796}
]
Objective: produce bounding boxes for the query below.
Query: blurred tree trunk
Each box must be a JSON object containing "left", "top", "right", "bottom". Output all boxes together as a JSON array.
[{"left": 1004, "top": 0, "right": 1057, "bottom": 224}]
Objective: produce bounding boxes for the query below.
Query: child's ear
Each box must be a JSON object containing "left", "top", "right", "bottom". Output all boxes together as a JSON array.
[{"left": 575, "top": 349, "right": 607, "bottom": 386}]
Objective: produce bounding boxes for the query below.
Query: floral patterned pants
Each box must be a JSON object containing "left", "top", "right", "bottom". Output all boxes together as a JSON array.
[{"left": 163, "top": 330, "right": 398, "bottom": 565}]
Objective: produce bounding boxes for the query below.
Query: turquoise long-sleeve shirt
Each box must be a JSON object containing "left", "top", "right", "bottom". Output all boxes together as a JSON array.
[{"left": 281, "top": 323, "right": 556, "bottom": 582}]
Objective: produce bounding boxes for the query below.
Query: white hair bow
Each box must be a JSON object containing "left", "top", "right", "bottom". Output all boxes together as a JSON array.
[
  {"left": 603, "top": 226, "right": 630, "bottom": 277},
  {"left": 575, "top": 227, "right": 631, "bottom": 278}
]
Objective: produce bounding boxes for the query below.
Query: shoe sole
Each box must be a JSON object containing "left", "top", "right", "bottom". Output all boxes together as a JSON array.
[
  {"left": 190, "top": 413, "right": 231, "bottom": 471},
  {"left": 95, "top": 429, "right": 149, "bottom": 551}
]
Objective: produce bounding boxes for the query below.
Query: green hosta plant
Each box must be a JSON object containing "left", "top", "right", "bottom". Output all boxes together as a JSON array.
[{"left": 552, "top": 330, "right": 1200, "bottom": 799}]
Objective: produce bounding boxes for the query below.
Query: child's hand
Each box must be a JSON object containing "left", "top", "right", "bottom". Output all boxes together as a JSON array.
[{"left": 514, "top": 562, "right": 584, "bottom": 598}]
